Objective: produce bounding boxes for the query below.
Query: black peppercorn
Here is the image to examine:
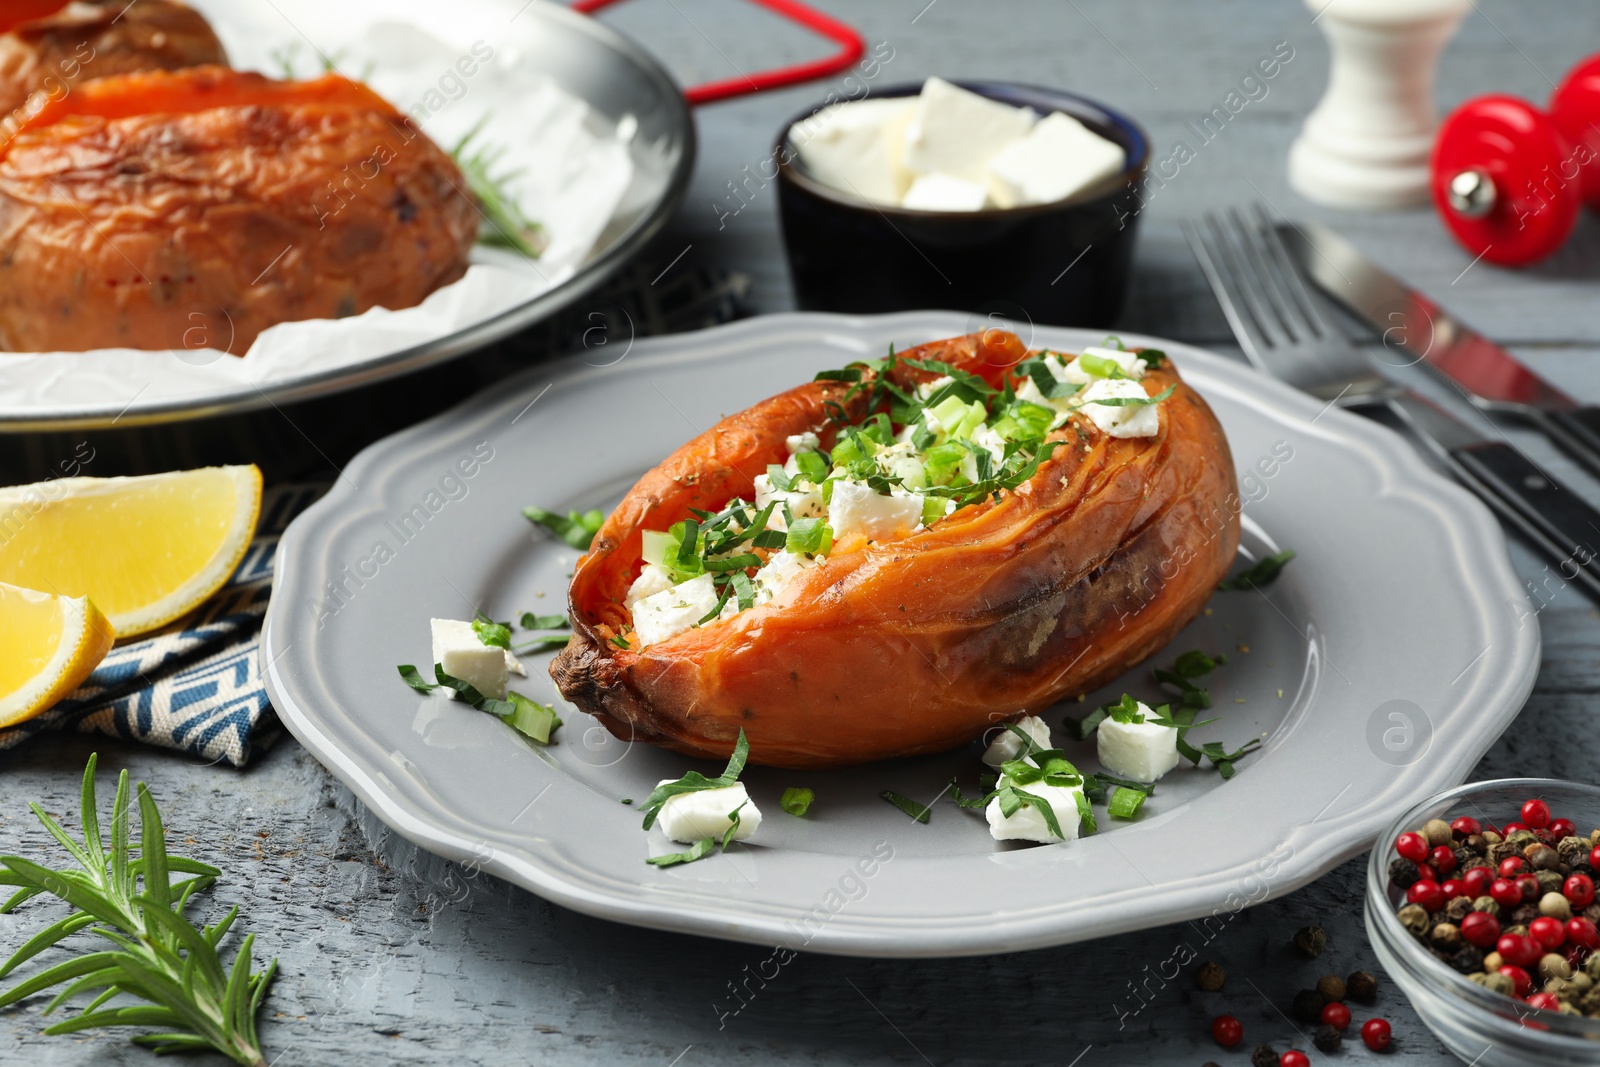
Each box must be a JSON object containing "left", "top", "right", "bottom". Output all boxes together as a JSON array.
[
  {"left": 1450, "top": 945, "right": 1485, "bottom": 973},
  {"left": 1347, "top": 970, "right": 1379, "bottom": 1002},
  {"left": 1316, "top": 974, "right": 1346, "bottom": 1002},
  {"left": 1250, "top": 1046, "right": 1277, "bottom": 1067},
  {"left": 1293, "top": 924, "right": 1328, "bottom": 958},
  {"left": 1387, "top": 857, "right": 1421, "bottom": 889},
  {"left": 1195, "top": 960, "right": 1225, "bottom": 992},
  {"left": 1292, "top": 987, "right": 1326, "bottom": 1023},
  {"left": 1313, "top": 1025, "right": 1343, "bottom": 1053}
]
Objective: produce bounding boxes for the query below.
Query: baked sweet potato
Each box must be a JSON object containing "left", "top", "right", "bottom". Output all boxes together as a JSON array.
[
  {"left": 0, "top": 0, "right": 227, "bottom": 117},
  {"left": 0, "top": 66, "right": 477, "bottom": 354},
  {"left": 552, "top": 330, "right": 1241, "bottom": 769}
]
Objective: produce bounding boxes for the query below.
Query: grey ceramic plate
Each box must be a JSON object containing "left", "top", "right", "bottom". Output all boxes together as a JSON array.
[
  {"left": 263, "top": 311, "right": 1539, "bottom": 958},
  {"left": 0, "top": 0, "right": 692, "bottom": 432}
]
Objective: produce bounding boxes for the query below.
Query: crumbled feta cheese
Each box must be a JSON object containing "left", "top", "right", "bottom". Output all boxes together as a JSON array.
[
  {"left": 1096, "top": 700, "right": 1181, "bottom": 782},
  {"left": 429, "top": 618, "right": 522, "bottom": 700},
  {"left": 982, "top": 714, "right": 1052, "bottom": 767},
  {"left": 986, "top": 112, "right": 1127, "bottom": 208},
  {"left": 970, "top": 423, "right": 1008, "bottom": 465},
  {"left": 632, "top": 573, "right": 720, "bottom": 647},
  {"left": 655, "top": 782, "right": 763, "bottom": 844},
  {"left": 917, "top": 374, "right": 955, "bottom": 401},
  {"left": 786, "top": 431, "right": 821, "bottom": 454},
  {"left": 753, "top": 472, "right": 824, "bottom": 532},
  {"left": 793, "top": 97, "right": 916, "bottom": 204},
  {"left": 901, "top": 172, "right": 990, "bottom": 211},
  {"left": 625, "top": 563, "right": 676, "bottom": 610},
  {"left": 985, "top": 780, "right": 1084, "bottom": 842},
  {"left": 753, "top": 549, "right": 814, "bottom": 601},
  {"left": 828, "top": 480, "right": 924, "bottom": 542},
  {"left": 1012, "top": 376, "right": 1073, "bottom": 424},
  {"left": 903, "top": 77, "right": 1036, "bottom": 183},
  {"left": 1077, "top": 379, "right": 1162, "bottom": 439}
]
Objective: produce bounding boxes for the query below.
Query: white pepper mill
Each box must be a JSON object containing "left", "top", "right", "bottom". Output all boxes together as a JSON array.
[{"left": 1288, "top": 0, "right": 1472, "bottom": 210}]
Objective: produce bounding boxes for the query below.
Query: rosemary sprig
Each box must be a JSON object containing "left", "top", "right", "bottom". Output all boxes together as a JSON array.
[
  {"left": 452, "top": 116, "right": 545, "bottom": 260},
  {"left": 0, "top": 756, "right": 276, "bottom": 1066}
]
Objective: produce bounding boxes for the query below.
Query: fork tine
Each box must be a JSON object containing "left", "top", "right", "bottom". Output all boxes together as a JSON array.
[
  {"left": 1227, "top": 205, "right": 1311, "bottom": 343},
  {"left": 1204, "top": 211, "right": 1289, "bottom": 351},
  {"left": 1182, "top": 215, "right": 1273, "bottom": 371},
  {"left": 1251, "top": 201, "right": 1339, "bottom": 339}
]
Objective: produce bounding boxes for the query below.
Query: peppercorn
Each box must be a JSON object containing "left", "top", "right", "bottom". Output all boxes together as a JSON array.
[
  {"left": 1195, "top": 961, "right": 1225, "bottom": 992},
  {"left": 1387, "top": 856, "right": 1421, "bottom": 889},
  {"left": 1509, "top": 829, "right": 1539, "bottom": 850},
  {"left": 1446, "top": 896, "right": 1474, "bottom": 922},
  {"left": 1473, "top": 895, "right": 1501, "bottom": 917},
  {"left": 1541, "top": 953, "right": 1574, "bottom": 980},
  {"left": 1559, "top": 836, "right": 1590, "bottom": 865},
  {"left": 1586, "top": 953, "right": 1600, "bottom": 982},
  {"left": 1292, "top": 988, "right": 1326, "bottom": 1023},
  {"left": 1537, "top": 870, "right": 1566, "bottom": 895},
  {"left": 1424, "top": 818, "right": 1453, "bottom": 847},
  {"left": 1467, "top": 833, "right": 1489, "bottom": 853},
  {"left": 1250, "top": 1046, "right": 1277, "bottom": 1067},
  {"left": 1397, "top": 903, "right": 1429, "bottom": 936},
  {"left": 1527, "top": 844, "right": 1561, "bottom": 871},
  {"left": 1346, "top": 970, "right": 1379, "bottom": 1002},
  {"left": 1313, "top": 1025, "right": 1342, "bottom": 1053},
  {"left": 1489, "top": 841, "right": 1519, "bottom": 866},
  {"left": 1585, "top": 902, "right": 1600, "bottom": 923},
  {"left": 1431, "top": 922, "right": 1462, "bottom": 952},
  {"left": 1542, "top": 892, "right": 1575, "bottom": 920},
  {"left": 1293, "top": 925, "right": 1327, "bottom": 958},
  {"left": 1483, "top": 951, "right": 1504, "bottom": 972},
  {"left": 1315, "top": 974, "right": 1346, "bottom": 1002},
  {"left": 1450, "top": 946, "right": 1485, "bottom": 973},
  {"left": 1483, "top": 972, "right": 1515, "bottom": 997},
  {"left": 1511, "top": 904, "right": 1541, "bottom": 926},
  {"left": 1482, "top": 829, "right": 1503, "bottom": 845}
]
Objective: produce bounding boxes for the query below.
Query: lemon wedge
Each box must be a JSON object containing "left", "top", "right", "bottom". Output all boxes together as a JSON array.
[
  {"left": 0, "top": 581, "right": 115, "bottom": 727},
  {"left": 0, "top": 466, "right": 262, "bottom": 637}
]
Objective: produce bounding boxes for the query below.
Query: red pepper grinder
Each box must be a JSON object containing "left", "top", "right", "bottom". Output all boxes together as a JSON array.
[{"left": 1431, "top": 54, "right": 1600, "bottom": 266}]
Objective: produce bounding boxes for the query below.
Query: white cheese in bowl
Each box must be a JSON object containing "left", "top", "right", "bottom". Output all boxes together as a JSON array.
[
  {"left": 987, "top": 112, "right": 1127, "bottom": 208},
  {"left": 902, "top": 77, "right": 1037, "bottom": 183},
  {"left": 791, "top": 97, "right": 916, "bottom": 205}
]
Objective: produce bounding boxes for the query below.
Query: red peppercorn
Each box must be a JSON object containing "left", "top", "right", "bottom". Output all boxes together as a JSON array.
[
  {"left": 1490, "top": 878, "right": 1523, "bottom": 909},
  {"left": 1504, "top": 821, "right": 1528, "bottom": 835},
  {"left": 1530, "top": 916, "right": 1567, "bottom": 949},
  {"left": 1407, "top": 880, "right": 1446, "bottom": 912},
  {"left": 1590, "top": 845, "right": 1600, "bottom": 870},
  {"left": 1521, "top": 800, "right": 1551, "bottom": 829},
  {"left": 1566, "top": 873, "right": 1596, "bottom": 908},
  {"left": 1568, "top": 917, "right": 1600, "bottom": 950},
  {"left": 1361, "top": 1018, "right": 1392, "bottom": 1051},
  {"left": 1429, "top": 846, "right": 1457, "bottom": 876},
  {"left": 1499, "top": 856, "right": 1526, "bottom": 877},
  {"left": 1416, "top": 863, "right": 1437, "bottom": 883},
  {"left": 1461, "top": 911, "right": 1501, "bottom": 948},
  {"left": 1498, "top": 933, "right": 1541, "bottom": 968},
  {"left": 1527, "top": 991, "right": 1562, "bottom": 1012},
  {"left": 1499, "top": 964, "right": 1533, "bottom": 998},
  {"left": 1211, "top": 1014, "right": 1243, "bottom": 1048},
  {"left": 1280, "top": 1052, "right": 1310, "bottom": 1067},
  {"left": 1550, "top": 817, "right": 1577, "bottom": 839},
  {"left": 1517, "top": 874, "right": 1542, "bottom": 902},
  {"left": 1463, "top": 866, "right": 1493, "bottom": 898},
  {"left": 1567, "top": 944, "right": 1591, "bottom": 969},
  {"left": 1451, "top": 816, "right": 1481, "bottom": 838},
  {"left": 1440, "top": 878, "right": 1464, "bottom": 900},
  {"left": 1395, "top": 831, "right": 1428, "bottom": 863},
  {"left": 1320, "top": 1002, "right": 1352, "bottom": 1030}
]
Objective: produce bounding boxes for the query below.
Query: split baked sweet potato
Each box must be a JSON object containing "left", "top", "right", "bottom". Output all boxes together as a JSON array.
[
  {"left": 0, "top": 65, "right": 477, "bottom": 354},
  {"left": 552, "top": 330, "right": 1241, "bottom": 769},
  {"left": 0, "top": 0, "right": 227, "bottom": 118}
]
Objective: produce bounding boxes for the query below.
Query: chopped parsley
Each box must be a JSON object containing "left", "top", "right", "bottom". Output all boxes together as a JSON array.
[
  {"left": 639, "top": 730, "right": 749, "bottom": 831},
  {"left": 396, "top": 664, "right": 562, "bottom": 744},
  {"left": 524, "top": 506, "right": 605, "bottom": 550},
  {"left": 1218, "top": 549, "right": 1295, "bottom": 591},
  {"left": 471, "top": 616, "right": 512, "bottom": 649},
  {"left": 880, "top": 790, "right": 935, "bottom": 823}
]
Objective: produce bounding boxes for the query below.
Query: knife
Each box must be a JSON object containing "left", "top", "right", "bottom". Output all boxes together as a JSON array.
[{"left": 1279, "top": 220, "right": 1600, "bottom": 482}]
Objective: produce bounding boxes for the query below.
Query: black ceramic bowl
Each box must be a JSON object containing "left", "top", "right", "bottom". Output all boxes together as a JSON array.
[{"left": 776, "top": 81, "right": 1148, "bottom": 328}]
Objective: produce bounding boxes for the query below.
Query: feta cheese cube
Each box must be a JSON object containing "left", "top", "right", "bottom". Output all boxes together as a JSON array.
[
  {"left": 828, "top": 479, "right": 924, "bottom": 543},
  {"left": 985, "top": 780, "right": 1084, "bottom": 842},
  {"left": 1096, "top": 700, "right": 1181, "bottom": 782},
  {"left": 786, "top": 431, "right": 821, "bottom": 454},
  {"left": 970, "top": 423, "right": 1008, "bottom": 465},
  {"left": 982, "top": 714, "right": 1052, "bottom": 767},
  {"left": 430, "top": 618, "right": 521, "bottom": 700},
  {"left": 625, "top": 563, "right": 676, "bottom": 611},
  {"left": 793, "top": 97, "right": 916, "bottom": 205},
  {"left": 903, "top": 77, "right": 1036, "bottom": 183},
  {"left": 632, "top": 573, "right": 720, "bottom": 647},
  {"left": 754, "top": 472, "right": 824, "bottom": 532},
  {"left": 901, "top": 172, "right": 990, "bottom": 211},
  {"left": 753, "top": 549, "right": 814, "bottom": 601},
  {"left": 1077, "top": 378, "right": 1162, "bottom": 439},
  {"left": 656, "top": 782, "right": 762, "bottom": 844},
  {"left": 986, "top": 111, "right": 1127, "bottom": 208}
]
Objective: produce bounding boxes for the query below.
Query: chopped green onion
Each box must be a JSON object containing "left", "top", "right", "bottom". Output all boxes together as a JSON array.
[
  {"left": 1074, "top": 790, "right": 1097, "bottom": 836},
  {"left": 794, "top": 450, "right": 830, "bottom": 482},
  {"left": 780, "top": 787, "right": 814, "bottom": 817},
  {"left": 397, "top": 665, "right": 560, "bottom": 743},
  {"left": 1078, "top": 352, "right": 1130, "bottom": 379},
  {"left": 1107, "top": 787, "right": 1147, "bottom": 820},
  {"left": 786, "top": 517, "right": 833, "bottom": 556}
]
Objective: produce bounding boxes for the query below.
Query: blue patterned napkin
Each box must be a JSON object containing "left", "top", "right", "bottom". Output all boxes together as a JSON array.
[{"left": 0, "top": 485, "right": 324, "bottom": 768}]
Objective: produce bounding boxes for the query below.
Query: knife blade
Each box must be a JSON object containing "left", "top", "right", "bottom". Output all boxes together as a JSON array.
[{"left": 1279, "top": 220, "right": 1600, "bottom": 482}]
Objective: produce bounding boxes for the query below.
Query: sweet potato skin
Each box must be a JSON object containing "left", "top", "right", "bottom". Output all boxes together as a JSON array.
[
  {"left": 0, "top": 1, "right": 227, "bottom": 117},
  {"left": 553, "top": 331, "right": 1242, "bottom": 769},
  {"left": 0, "top": 67, "right": 477, "bottom": 354}
]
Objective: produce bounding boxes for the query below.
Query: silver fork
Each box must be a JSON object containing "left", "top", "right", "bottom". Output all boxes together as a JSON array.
[{"left": 1184, "top": 203, "right": 1600, "bottom": 604}]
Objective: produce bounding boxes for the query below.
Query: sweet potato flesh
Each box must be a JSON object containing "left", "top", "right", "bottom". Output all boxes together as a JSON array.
[
  {"left": 0, "top": 66, "right": 477, "bottom": 354},
  {"left": 553, "top": 331, "right": 1242, "bottom": 769}
]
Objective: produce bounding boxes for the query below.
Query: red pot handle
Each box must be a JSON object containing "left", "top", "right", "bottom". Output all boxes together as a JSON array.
[{"left": 572, "top": 0, "right": 865, "bottom": 106}]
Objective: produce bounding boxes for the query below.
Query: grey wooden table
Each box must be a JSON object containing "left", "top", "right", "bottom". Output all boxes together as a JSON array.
[{"left": 5, "top": 1, "right": 1600, "bottom": 1064}]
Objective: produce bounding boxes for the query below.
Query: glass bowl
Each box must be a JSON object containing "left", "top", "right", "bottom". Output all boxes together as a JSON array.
[{"left": 1366, "top": 778, "right": 1600, "bottom": 1066}]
